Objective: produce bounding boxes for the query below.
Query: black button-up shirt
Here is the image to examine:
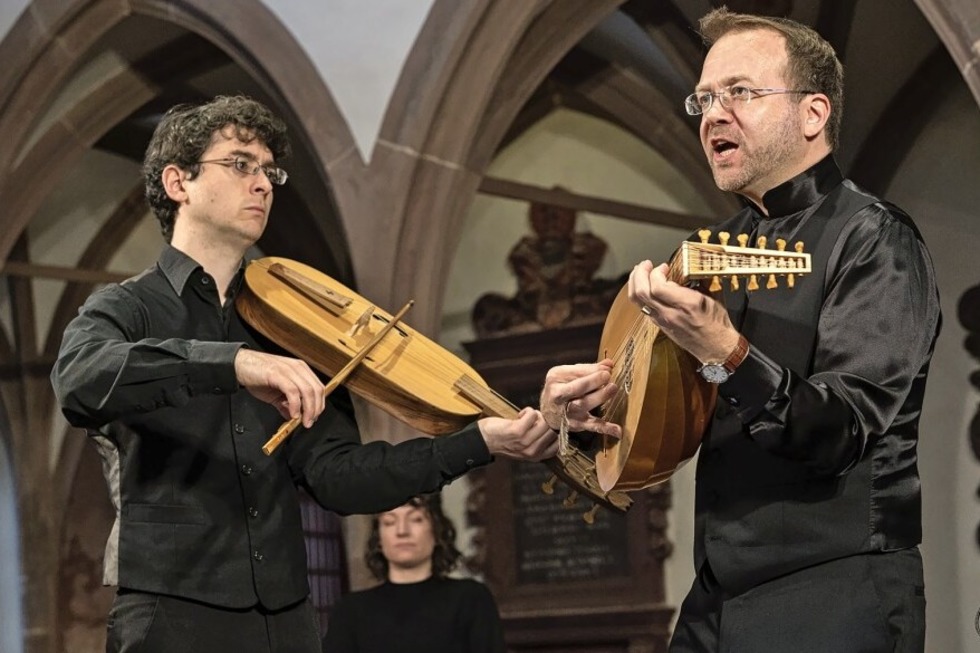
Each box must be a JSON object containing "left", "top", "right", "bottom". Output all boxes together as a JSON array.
[{"left": 51, "top": 246, "right": 490, "bottom": 609}]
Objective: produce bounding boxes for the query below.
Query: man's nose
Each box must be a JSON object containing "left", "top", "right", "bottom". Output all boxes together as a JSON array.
[
  {"left": 252, "top": 171, "right": 273, "bottom": 193},
  {"left": 703, "top": 98, "right": 733, "bottom": 122}
]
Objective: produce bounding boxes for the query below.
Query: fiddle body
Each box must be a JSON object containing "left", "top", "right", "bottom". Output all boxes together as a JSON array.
[
  {"left": 236, "top": 257, "right": 631, "bottom": 514},
  {"left": 237, "top": 257, "right": 482, "bottom": 435}
]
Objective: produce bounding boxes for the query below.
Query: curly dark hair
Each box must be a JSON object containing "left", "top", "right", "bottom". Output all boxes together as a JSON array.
[
  {"left": 698, "top": 7, "right": 844, "bottom": 151},
  {"left": 365, "top": 494, "right": 462, "bottom": 581},
  {"left": 142, "top": 95, "right": 291, "bottom": 242}
]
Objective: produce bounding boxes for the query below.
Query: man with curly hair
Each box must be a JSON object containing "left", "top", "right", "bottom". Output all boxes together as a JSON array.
[
  {"left": 51, "top": 95, "right": 556, "bottom": 652},
  {"left": 541, "top": 7, "right": 938, "bottom": 652},
  {"left": 322, "top": 494, "right": 504, "bottom": 652}
]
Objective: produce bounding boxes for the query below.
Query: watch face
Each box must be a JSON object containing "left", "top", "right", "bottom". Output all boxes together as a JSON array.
[{"left": 699, "top": 363, "right": 730, "bottom": 384}]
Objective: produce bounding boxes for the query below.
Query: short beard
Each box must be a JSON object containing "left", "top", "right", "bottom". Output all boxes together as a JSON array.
[{"left": 713, "top": 106, "right": 803, "bottom": 196}]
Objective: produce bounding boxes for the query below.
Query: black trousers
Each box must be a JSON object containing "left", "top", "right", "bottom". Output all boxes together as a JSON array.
[
  {"left": 670, "top": 548, "right": 925, "bottom": 653},
  {"left": 106, "top": 589, "right": 321, "bottom": 653}
]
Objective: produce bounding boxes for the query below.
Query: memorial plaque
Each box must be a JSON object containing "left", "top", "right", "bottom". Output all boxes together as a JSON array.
[{"left": 512, "top": 462, "right": 628, "bottom": 584}]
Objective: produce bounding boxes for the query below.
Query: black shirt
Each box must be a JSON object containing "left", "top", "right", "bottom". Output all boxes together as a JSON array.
[
  {"left": 321, "top": 577, "right": 506, "bottom": 653},
  {"left": 51, "top": 246, "right": 492, "bottom": 609}
]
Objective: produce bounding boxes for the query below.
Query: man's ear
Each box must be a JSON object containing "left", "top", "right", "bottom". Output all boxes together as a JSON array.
[
  {"left": 802, "top": 93, "right": 831, "bottom": 139},
  {"left": 161, "top": 164, "right": 189, "bottom": 203}
]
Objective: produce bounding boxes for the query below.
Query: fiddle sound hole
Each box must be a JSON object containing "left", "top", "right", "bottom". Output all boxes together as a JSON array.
[
  {"left": 373, "top": 314, "right": 409, "bottom": 338},
  {"left": 337, "top": 338, "right": 377, "bottom": 363}
]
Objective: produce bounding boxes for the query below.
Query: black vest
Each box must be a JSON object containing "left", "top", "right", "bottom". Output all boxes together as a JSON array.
[{"left": 694, "top": 180, "right": 897, "bottom": 595}]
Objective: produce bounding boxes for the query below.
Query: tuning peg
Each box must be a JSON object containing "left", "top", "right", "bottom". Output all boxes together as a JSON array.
[
  {"left": 583, "top": 504, "right": 600, "bottom": 525},
  {"left": 713, "top": 233, "right": 730, "bottom": 285},
  {"left": 774, "top": 240, "right": 796, "bottom": 287},
  {"left": 766, "top": 239, "right": 778, "bottom": 287},
  {"left": 698, "top": 228, "right": 712, "bottom": 243},
  {"left": 563, "top": 490, "right": 579, "bottom": 508},
  {"left": 541, "top": 475, "right": 558, "bottom": 495},
  {"left": 792, "top": 241, "right": 807, "bottom": 285},
  {"left": 731, "top": 234, "right": 748, "bottom": 291},
  {"left": 750, "top": 236, "right": 765, "bottom": 291}
]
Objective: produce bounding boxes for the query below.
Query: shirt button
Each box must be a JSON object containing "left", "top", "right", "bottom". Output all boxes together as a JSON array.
[
  {"left": 201, "top": 276, "right": 211, "bottom": 285},
  {"left": 253, "top": 550, "right": 263, "bottom": 562},
  {"left": 465, "top": 458, "right": 475, "bottom": 467},
  {"left": 727, "top": 396, "right": 740, "bottom": 407},
  {"left": 248, "top": 507, "right": 259, "bottom": 518},
  {"left": 241, "top": 464, "right": 253, "bottom": 476},
  {"left": 235, "top": 424, "right": 245, "bottom": 434},
  {"left": 212, "top": 387, "right": 222, "bottom": 394}
]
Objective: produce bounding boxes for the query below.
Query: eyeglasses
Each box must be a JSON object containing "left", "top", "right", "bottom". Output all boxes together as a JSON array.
[
  {"left": 197, "top": 156, "right": 288, "bottom": 186},
  {"left": 684, "top": 85, "right": 817, "bottom": 116}
]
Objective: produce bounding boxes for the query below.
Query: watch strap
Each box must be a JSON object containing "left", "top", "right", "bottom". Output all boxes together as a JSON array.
[{"left": 722, "top": 334, "right": 750, "bottom": 374}]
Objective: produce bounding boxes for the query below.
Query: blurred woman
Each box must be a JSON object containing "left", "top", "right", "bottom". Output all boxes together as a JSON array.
[{"left": 322, "top": 493, "right": 505, "bottom": 653}]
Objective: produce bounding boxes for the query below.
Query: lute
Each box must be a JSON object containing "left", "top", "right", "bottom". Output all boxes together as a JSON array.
[{"left": 595, "top": 230, "right": 812, "bottom": 492}]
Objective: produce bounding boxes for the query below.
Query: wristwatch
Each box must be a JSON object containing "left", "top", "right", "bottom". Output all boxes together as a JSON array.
[{"left": 698, "top": 334, "right": 749, "bottom": 384}]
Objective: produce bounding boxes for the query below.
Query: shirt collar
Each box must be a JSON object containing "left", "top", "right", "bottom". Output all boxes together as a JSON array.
[
  {"left": 756, "top": 154, "right": 843, "bottom": 218},
  {"left": 157, "top": 245, "right": 246, "bottom": 297},
  {"left": 158, "top": 245, "right": 202, "bottom": 295}
]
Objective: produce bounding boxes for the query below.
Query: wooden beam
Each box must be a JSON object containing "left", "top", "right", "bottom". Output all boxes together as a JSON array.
[
  {"left": 2, "top": 261, "right": 132, "bottom": 284},
  {"left": 478, "top": 175, "right": 714, "bottom": 231}
]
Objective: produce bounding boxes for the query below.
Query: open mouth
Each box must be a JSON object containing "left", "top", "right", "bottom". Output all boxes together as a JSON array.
[{"left": 711, "top": 137, "right": 738, "bottom": 157}]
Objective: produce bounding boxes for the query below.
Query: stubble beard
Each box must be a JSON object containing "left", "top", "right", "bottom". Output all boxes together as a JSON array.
[{"left": 711, "top": 108, "right": 803, "bottom": 197}]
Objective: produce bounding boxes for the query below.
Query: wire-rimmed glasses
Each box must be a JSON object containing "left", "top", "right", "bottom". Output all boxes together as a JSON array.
[
  {"left": 684, "top": 86, "right": 817, "bottom": 116},
  {"left": 197, "top": 156, "right": 288, "bottom": 186}
]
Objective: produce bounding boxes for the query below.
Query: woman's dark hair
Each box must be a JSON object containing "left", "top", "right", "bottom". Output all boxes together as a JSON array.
[
  {"left": 365, "top": 494, "right": 462, "bottom": 581},
  {"left": 142, "top": 95, "right": 290, "bottom": 242}
]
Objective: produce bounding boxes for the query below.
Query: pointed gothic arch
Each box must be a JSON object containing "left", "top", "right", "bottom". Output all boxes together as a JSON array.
[{"left": 0, "top": 3, "right": 356, "bottom": 651}]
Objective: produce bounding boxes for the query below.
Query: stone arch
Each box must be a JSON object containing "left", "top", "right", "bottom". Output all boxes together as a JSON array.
[
  {"left": 0, "top": 0, "right": 357, "bottom": 270},
  {"left": 914, "top": 0, "right": 980, "bottom": 106},
  {"left": 0, "top": 2, "right": 356, "bottom": 651},
  {"left": 327, "top": 0, "right": 632, "bottom": 337}
]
